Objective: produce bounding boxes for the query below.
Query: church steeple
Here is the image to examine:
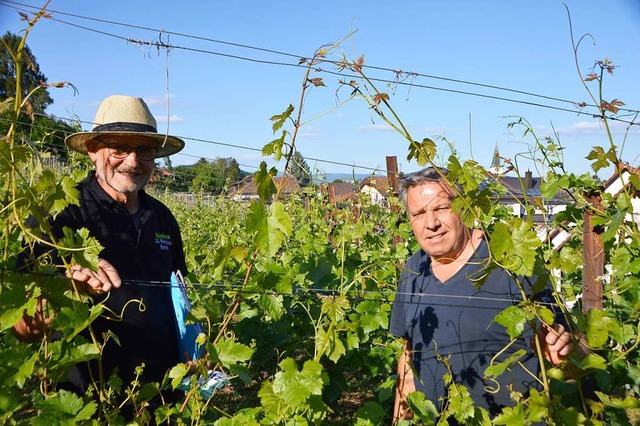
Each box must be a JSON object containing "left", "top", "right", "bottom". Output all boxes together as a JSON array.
[{"left": 489, "top": 144, "right": 502, "bottom": 174}]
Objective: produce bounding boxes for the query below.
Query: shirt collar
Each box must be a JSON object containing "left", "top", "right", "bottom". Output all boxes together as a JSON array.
[{"left": 84, "top": 170, "right": 150, "bottom": 211}]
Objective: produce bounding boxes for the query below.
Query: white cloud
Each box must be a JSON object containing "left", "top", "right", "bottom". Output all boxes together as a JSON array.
[
  {"left": 298, "top": 132, "right": 322, "bottom": 139},
  {"left": 144, "top": 94, "right": 175, "bottom": 106},
  {"left": 536, "top": 120, "right": 639, "bottom": 138},
  {"left": 420, "top": 125, "right": 450, "bottom": 134}
]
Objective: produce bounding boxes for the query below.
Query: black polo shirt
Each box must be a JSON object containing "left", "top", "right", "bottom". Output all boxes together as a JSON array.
[{"left": 48, "top": 171, "right": 187, "bottom": 392}]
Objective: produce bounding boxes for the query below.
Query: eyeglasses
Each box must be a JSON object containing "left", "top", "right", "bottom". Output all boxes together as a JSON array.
[{"left": 100, "top": 142, "right": 158, "bottom": 161}]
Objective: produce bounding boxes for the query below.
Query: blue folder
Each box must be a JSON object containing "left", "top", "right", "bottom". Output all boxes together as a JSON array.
[{"left": 171, "top": 271, "right": 204, "bottom": 362}]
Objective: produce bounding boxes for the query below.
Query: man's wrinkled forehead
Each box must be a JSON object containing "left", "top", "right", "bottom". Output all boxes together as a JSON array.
[{"left": 412, "top": 180, "right": 456, "bottom": 200}]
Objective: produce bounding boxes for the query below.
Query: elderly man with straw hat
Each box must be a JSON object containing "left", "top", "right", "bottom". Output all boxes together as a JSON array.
[{"left": 14, "top": 95, "right": 188, "bottom": 413}]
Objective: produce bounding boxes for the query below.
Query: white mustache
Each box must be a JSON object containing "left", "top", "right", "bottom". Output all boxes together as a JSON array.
[{"left": 116, "top": 168, "right": 140, "bottom": 174}]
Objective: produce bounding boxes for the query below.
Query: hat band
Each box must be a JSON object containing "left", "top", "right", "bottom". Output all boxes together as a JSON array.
[{"left": 93, "top": 122, "right": 157, "bottom": 133}]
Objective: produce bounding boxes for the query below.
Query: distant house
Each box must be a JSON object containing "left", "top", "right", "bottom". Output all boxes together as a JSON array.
[
  {"left": 228, "top": 175, "right": 301, "bottom": 202},
  {"left": 359, "top": 176, "right": 391, "bottom": 206},
  {"left": 489, "top": 170, "right": 570, "bottom": 226},
  {"left": 321, "top": 182, "right": 358, "bottom": 206},
  {"left": 486, "top": 147, "right": 570, "bottom": 230}
]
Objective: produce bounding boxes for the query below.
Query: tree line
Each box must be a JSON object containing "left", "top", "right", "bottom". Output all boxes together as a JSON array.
[{"left": 0, "top": 31, "right": 314, "bottom": 195}]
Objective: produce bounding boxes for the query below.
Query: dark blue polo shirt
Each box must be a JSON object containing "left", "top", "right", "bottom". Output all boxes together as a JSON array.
[{"left": 389, "top": 239, "right": 551, "bottom": 416}]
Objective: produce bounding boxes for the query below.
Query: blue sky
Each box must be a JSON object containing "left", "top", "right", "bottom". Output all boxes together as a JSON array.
[{"left": 2, "top": 0, "right": 639, "bottom": 180}]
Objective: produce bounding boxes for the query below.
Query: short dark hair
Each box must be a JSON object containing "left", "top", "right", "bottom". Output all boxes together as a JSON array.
[{"left": 399, "top": 166, "right": 451, "bottom": 206}]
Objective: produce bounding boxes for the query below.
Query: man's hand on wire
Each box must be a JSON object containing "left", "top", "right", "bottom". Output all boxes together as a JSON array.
[
  {"left": 67, "top": 258, "right": 121, "bottom": 296},
  {"left": 539, "top": 323, "right": 573, "bottom": 365}
]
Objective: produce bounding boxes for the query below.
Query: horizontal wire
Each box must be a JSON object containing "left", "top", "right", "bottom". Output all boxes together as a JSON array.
[
  {"left": 3, "top": 0, "right": 638, "bottom": 126},
  {"left": 5, "top": 0, "right": 639, "bottom": 116},
  {"left": 0, "top": 266, "right": 570, "bottom": 309}
]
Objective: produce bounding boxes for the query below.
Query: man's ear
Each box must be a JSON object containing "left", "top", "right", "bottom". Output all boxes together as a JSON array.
[{"left": 86, "top": 139, "right": 99, "bottom": 161}]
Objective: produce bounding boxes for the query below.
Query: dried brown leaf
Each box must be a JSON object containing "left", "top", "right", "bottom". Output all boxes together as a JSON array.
[
  {"left": 373, "top": 93, "right": 389, "bottom": 105},
  {"left": 601, "top": 100, "right": 619, "bottom": 114},
  {"left": 584, "top": 73, "right": 598, "bottom": 82},
  {"left": 308, "top": 77, "right": 325, "bottom": 87},
  {"left": 353, "top": 55, "right": 365, "bottom": 73}
]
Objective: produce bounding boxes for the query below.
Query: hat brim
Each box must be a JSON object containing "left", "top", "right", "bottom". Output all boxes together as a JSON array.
[{"left": 65, "top": 131, "right": 185, "bottom": 158}]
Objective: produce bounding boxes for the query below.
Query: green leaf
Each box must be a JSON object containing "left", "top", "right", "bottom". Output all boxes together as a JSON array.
[
  {"left": 35, "top": 389, "right": 86, "bottom": 418},
  {"left": 406, "top": 391, "right": 438, "bottom": 422},
  {"left": 573, "top": 353, "right": 607, "bottom": 370},
  {"left": 586, "top": 146, "right": 612, "bottom": 172},
  {"left": 168, "top": 363, "right": 189, "bottom": 390},
  {"left": 595, "top": 391, "right": 640, "bottom": 409},
  {"left": 262, "top": 131, "right": 287, "bottom": 161},
  {"left": 355, "top": 401, "right": 385, "bottom": 424},
  {"left": 270, "top": 104, "right": 294, "bottom": 133},
  {"left": 609, "top": 322, "right": 635, "bottom": 346},
  {"left": 214, "top": 410, "right": 262, "bottom": 426},
  {"left": 46, "top": 341, "right": 101, "bottom": 371},
  {"left": 271, "top": 358, "right": 325, "bottom": 409},
  {"left": 227, "top": 364, "right": 252, "bottom": 383},
  {"left": 600, "top": 211, "right": 624, "bottom": 243},
  {"left": 258, "top": 381, "right": 287, "bottom": 418},
  {"left": 57, "top": 303, "right": 103, "bottom": 340},
  {"left": 489, "top": 222, "right": 512, "bottom": 264},
  {"left": 550, "top": 246, "right": 582, "bottom": 273},
  {"left": 211, "top": 236, "right": 233, "bottom": 280},
  {"left": 269, "top": 201, "right": 292, "bottom": 237},
  {"left": 558, "top": 406, "right": 588, "bottom": 425},
  {"left": 212, "top": 338, "right": 254, "bottom": 367},
  {"left": 258, "top": 294, "right": 284, "bottom": 320},
  {"left": 509, "top": 220, "right": 542, "bottom": 276},
  {"left": 407, "top": 138, "right": 436, "bottom": 166},
  {"left": 493, "top": 404, "right": 527, "bottom": 426},
  {"left": 535, "top": 306, "right": 555, "bottom": 327},
  {"left": 494, "top": 305, "right": 533, "bottom": 339},
  {"left": 525, "top": 389, "right": 550, "bottom": 423},
  {"left": 246, "top": 201, "right": 267, "bottom": 237},
  {"left": 540, "top": 179, "right": 560, "bottom": 199},
  {"left": 321, "top": 295, "right": 350, "bottom": 322},
  {"left": 447, "top": 383, "right": 475, "bottom": 423},
  {"left": 580, "top": 309, "right": 615, "bottom": 348},
  {"left": 58, "top": 227, "right": 104, "bottom": 269},
  {"left": 253, "top": 162, "right": 277, "bottom": 203},
  {"left": 136, "top": 382, "right": 160, "bottom": 401},
  {"left": 484, "top": 349, "right": 527, "bottom": 378},
  {"left": 315, "top": 328, "right": 346, "bottom": 363},
  {"left": 0, "top": 285, "right": 35, "bottom": 333},
  {"left": 11, "top": 352, "right": 37, "bottom": 389}
]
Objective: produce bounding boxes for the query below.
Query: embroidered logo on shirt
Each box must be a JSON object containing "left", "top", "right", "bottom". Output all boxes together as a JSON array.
[{"left": 155, "top": 232, "right": 172, "bottom": 251}]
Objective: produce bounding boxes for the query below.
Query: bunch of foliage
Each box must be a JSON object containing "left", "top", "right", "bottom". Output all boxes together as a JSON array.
[{"left": 1, "top": 5, "right": 639, "bottom": 425}]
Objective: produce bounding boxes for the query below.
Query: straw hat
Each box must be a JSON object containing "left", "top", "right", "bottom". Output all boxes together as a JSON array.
[{"left": 65, "top": 95, "right": 185, "bottom": 158}]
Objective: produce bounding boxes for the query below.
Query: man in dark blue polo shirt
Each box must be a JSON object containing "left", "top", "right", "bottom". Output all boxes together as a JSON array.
[
  {"left": 13, "top": 95, "right": 188, "bottom": 410},
  {"left": 389, "top": 167, "right": 578, "bottom": 422}
]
